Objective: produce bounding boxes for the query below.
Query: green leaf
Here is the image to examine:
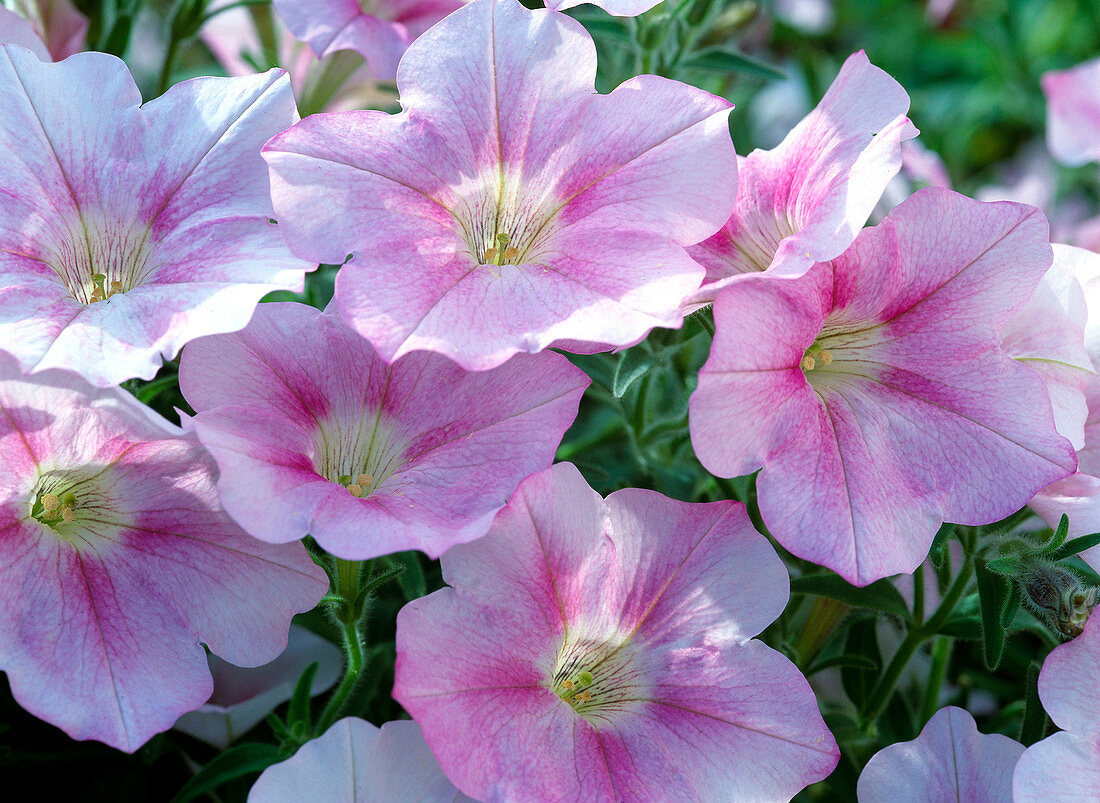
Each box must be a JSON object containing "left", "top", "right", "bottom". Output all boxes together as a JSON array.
[
  {"left": 611, "top": 349, "right": 654, "bottom": 398},
  {"left": 170, "top": 743, "right": 284, "bottom": 803},
  {"left": 390, "top": 551, "right": 427, "bottom": 600},
  {"left": 1019, "top": 662, "right": 1049, "bottom": 746},
  {"left": 985, "top": 555, "right": 1021, "bottom": 576},
  {"left": 975, "top": 559, "right": 1009, "bottom": 670},
  {"left": 789, "top": 573, "right": 910, "bottom": 618},
  {"left": 929, "top": 523, "right": 954, "bottom": 569},
  {"left": 680, "top": 47, "right": 786, "bottom": 80},
  {"left": 286, "top": 661, "right": 319, "bottom": 733},
  {"left": 840, "top": 617, "right": 881, "bottom": 711},
  {"left": 937, "top": 593, "right": 983, "bottom": 640},
  {"left": 1048, "top": 532, "right": 1100, "bottom": 562},
  {"left": 1043, "top": 514, "right": 1071, "bottom": 553},
  {"left": 999, "top": 580, "right": 1021, "bottom": 630},
  {"left": 804, "top": 653, "right": 878, "bottom": 676}
]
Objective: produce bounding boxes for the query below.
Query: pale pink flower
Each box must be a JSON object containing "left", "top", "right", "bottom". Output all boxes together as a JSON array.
[
  {"left": 546, "top": 0, "right": 663, "bottom": 16},
  {"left": 174, "top": 625, "right": 343, "bottom": 749},
  {"left": 1013, "top": 615, "right": 1100, "bottom": 801},
  {"left": 249, "top": 718, "right": 471, "bottom": 802},
  {"left": 264, "top": 0, "right": 737, "bottom": 371},
  {"left": 1043, "top": 57, "right": 1100, "bottom": 168},
  {"left": 395, "top": 462, "right": 838, "bottom": 801},
  {"left": 690, "top": 189, "right": 1076, "bottom": 585},
  {"left": 0, "top": 0, "right": 86, "bottom": 60},
  {"left": 0, "top": 48, "right": 311, "bottom": 387},
  {"left": 273, "top": 0, "right": 463, "bottom": 81},
  {"left": 685, "top": 50, "right": 916, "bottom": 309},
  {"left": 0, "top": 352, "right": 327, "bottom": 752},
  {"left": 858, "top": 707, "right": 1024, "bottom": 802},
  {"left": 179, "top": 302, "right": 587, "bottom": 560}
]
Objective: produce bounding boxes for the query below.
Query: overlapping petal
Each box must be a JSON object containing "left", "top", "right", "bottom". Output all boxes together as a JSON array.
[
  {"left": 691, "top": 189, "right": 1077, "bottom": 585},
  {"left": 395, "top": 462, "right": 838, "bottom": 801},
  {"left": 0, "top": 0, "right": 86, "bottom": 60},
  {"left": 1013, "top": 614, "right": 1100, "bottom": 800},
  {"left": 0, "top": 48, "right": 311, "bottom": 387},
  {"left": 249, "top": 718, "right": 471, "bottom": 802},
  {"left": 857, "top": 707, "right": 1024, "bottom": 802},
  {"left": 179, "top": 302, "right": 587, "bottom": 559},
  {"left": 0, "top": 352, "right": 327, "bottom": 752},
  {"left": 264, "top": 0, "right": 737, "bottom": 370},
  {"left": 686, "top": 50, "right": 916, "bottom": 308}
]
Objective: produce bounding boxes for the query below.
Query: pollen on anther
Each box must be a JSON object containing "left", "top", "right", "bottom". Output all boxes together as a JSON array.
[
  {"left": 800, "top": 355, "right": 816, "bottom": 371},
  {"left": 356, "top": 473, "right": 373, "bottom": 487},
  {"left": 41, "top": 493, "right": 60, "bottom": 513},
  {"left": 483, "top": 247, "right": 498, "bottom": 263},
  {"left": 819, "top": 350, "right": 833, "bottom": 366},
  {"left": 347, "top": 484, "right": 365, "bottom": 497},
  {"left": 60, "top": 506, "right": 75, "bottom": 523}
]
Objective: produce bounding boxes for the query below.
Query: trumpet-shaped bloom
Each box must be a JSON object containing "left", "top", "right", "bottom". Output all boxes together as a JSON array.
[
  {"left": 685, "top": 50, "right": 916, "bottom": 309},
  {"left": 0, "top": 0, "right": 86, "bottom": 61},
  {"left": 0, "top": 48, "right": 312, "bottom": 387},
  {"left": 0, "top": 352, "right": 328, "bottom": 752},
  {"left": 273, "top": 0, "right": 463, "bottom": 82},
  {"left": 1013, "top": 615, "right": 1100, "bottom": 801},
  {"left": 857, "top": 707, "right": 1024, "bottom": 802},
  {"left": 394, "top": 462, "right": 838, "bottom": 801},
  {"left": 249, "top": 718, "right": 470, "bottom": 802},
  {"left": 174, "top": 625, "right": 342, "bottom": 749},
  {"left": 179, "top": 302, "right": 587, "bottom": 559},
  {"left": 690, "top": 189, "right": 1077, "bottom": 585},
  {"left": 1043, "top": 57, "right": 1100, "bottom": 167},
  {"left": 264, "top": 0, "right": 737, "bottom": 371}
]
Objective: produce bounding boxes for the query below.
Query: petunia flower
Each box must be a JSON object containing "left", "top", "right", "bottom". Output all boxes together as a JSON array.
[
  {"left": 1043, "top": 57, "right": 1100, "bottom": 168},
  {"left": 545, "top": 0, "right": 664, "bottom": 17},
  {"left": 857, "top": 707, "right": 1024, "bottom": 802},
  {"left": 264, "top": 0, "right": 738, "bottom": 371},
  {"left": 249, "top": 717, "right": 471, "bottom": 802},
  {"left": 174, "top": 625, "right": 343, "bottom": 749},
  {"left": 0, "top": 352, "right": 328, "bottom": 752},
  {"left": 1013, "top": 614, "right": 1100, "bottom": 801},
  {"left": 394, "top": 462, "right": 839, "bottom": 801},
  {"left": 179, "top": 302, "right": 588, "bottom": 560},
  {"left": 0, "top": 47, "right": 312, "bottom": 387},
  {"left": 0, "top": 0, "right": 86, "bottom": 61},
  {"left": 272, "top": 0, "right": 464, "bottom": 82},
  {"left": 690, "top": 188, "right": 1077, "bottom": 585},
  {"left": 684, "top": 50, "right": 916, "bottom": 310}
]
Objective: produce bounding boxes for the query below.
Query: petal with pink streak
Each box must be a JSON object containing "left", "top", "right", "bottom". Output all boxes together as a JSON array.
[
  {"left": 1043, "top": 57, "right": 1100, "bottom": 167},
  {"left": 395, "top": 462, "right": 837, "bottom": 801},
  {"left": 687, "top": 50, "right": 915, "bottom": 307},
  {"left": 1013, "top": 732, "right": 1100, "bottom": 802},
  {"left": 857, "top": 707, "right": 1024, "bottom": 802},
  {"left": 249, "top": 718, "right": 471, "bottom": 802},
  {"left": 265, "top": 0, "right": 736, "bottom": 370},
  {"left": 179, "top": 302, "right": 588, "bottom": 559},
  {"left": 0, "top": 357, "right": 327, "bottom": 752},
  {"left": 0, "top": 49, "right": 311, "bottom": 386},
  {"left": 692, "top": 189, "right": 1076, "bottom": 585}
]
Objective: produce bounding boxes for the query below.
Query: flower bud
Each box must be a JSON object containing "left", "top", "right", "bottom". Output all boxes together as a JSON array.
[{"left": 1018, "top": 558, "right": 1100, "bottom": 638}]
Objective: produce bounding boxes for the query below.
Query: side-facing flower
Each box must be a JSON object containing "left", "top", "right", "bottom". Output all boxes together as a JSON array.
[
  {"left": 690, "top": 189, "right": 1077, "bottom": 585},
  {"left": 0, "top": 352, "right": 328, "bottom": 752},
  {"left": 179, "top": 302, "right": 588, "bottom": 560},
  {"left": 0, "top": 47, "right": 312, "bottom": 387},
  {"left": 1043, "top": 57, "right": 1100, "bottom": 168},
  {"left": 857, "top": 707, "right": 1024, "bottom": 802},
  {"left": 249, "top": 718, "right": 471, "bottom": 802},
  {"left": 264, "top": 0, "right": 737, "bottom": 371},
  {"left": 395, "top": 462, "right": 838, "bottom": 801},
  {"left": 1013, "top": 615, "right": 1100, "bottom": 801},
  {"left": 273, "top": 0, "right": 463, "bottom": 82},
  {"left": 685, "top": 50, "right": 916, "bottom": 309}
]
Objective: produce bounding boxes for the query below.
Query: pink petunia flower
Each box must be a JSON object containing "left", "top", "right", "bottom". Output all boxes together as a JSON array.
[
  {"left": 272, "top": 0, "right": 464, "bottom": 82},
  {"left": 179, "top": 302, "right": 588, "bottom": 560},
  {"left": 690, "top": 188, "right": 1077, "bottom": 586},
  {"left": 545, "top": 0, "right": 663, "bottom": 16},
  {"left": 0, "top": 0, "right": 86, "bottom": 61},
  {"left": 1013, "top": 615, "right": 1100, "bottom": 801},
  {"left": 394, "top": 462, "right": 839, "bottom": 801},
  {"left": 1043, "top": 57, "right": 1100, "bottom": 168},
  {"left": 684, "top": 50, "right": 916, "bottom": 310},
  {"left": 264, "top": 0, "right": 738, "bottom": 371},
  {"left": 858, "top": 707, "right": 1024, "bottom": 802},
  {"left": 0, "top": 352, "right": 328, "bottom": 752},
  {"left": 249, "top": 717, "right": 471, "bottom": 802},
  {"left": 0, "top": 47, "right": 312, "bottom": 387}
]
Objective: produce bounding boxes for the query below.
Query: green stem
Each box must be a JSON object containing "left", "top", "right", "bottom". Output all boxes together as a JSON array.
[
  {"left": 912, "top": 564, "right": 925, "bottom": 626},
  {"left": 197, "top": 0, "right": 270, "bottom": 26},
  {"left": 157, "top": 33, "right": 181, "bottom": 96},
  {"left": 860, "top": 556, "right": 974, "bottom": 729},
  {"left": 920, "top": 637, "right": 951, "bottom": 724},
  {"left": 314, "top": 617, "right": 364, "bottom": 736}
]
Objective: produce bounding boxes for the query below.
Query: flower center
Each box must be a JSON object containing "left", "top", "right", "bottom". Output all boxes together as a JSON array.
[
  {"left": 28, "top": 467, "right": 126, "bottom": 551},
  {"left": 47, "top": 215, "right": 155, "bottom": 305},
  {"left": 549, "top": 636, "right": 644, "bottom": 723},
  {"left": 456, "top": 173, "right": 559, "bottom": 269},
  {"left": 313, "top": 414, "right": 403, "bottom": 499}
]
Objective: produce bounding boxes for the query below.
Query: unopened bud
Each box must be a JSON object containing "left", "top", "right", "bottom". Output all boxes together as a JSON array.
[{"left": 1019, "top": 559, "right": 1100, "bottom": 638}]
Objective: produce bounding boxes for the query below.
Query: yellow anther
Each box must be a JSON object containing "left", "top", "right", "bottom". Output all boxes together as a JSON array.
[
  {"left": 819, "top": 350, "right": 833, "bottom": 366},
  {"left": 503, "top": 246, "right": 520, "bottom": 261},
  {"left": 356, "top": 473, "right": 373, "bottom": 487},
  {"left": 562, "top": 679, "right": 574, "bottom": 691},
  {"left": 347, "top": 484, "right": 365, "bottom": 498},
  {"left": 41, "top": 494, "right": 60, "bottom": 513},
  {"left": 800, "top": 355, "right": 816, "bottom": 372},
  {"left": 109, "top": 280, "right": 124, "bottom": 295},
  {"left": 60, "top": 506, "right": 75, "bottom": 523},
  {"left": 482, "top": 247, "right": 498, "bottom": 264}
]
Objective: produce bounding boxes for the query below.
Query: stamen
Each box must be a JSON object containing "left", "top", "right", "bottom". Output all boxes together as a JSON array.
[
  {"left": 800, "top": 355, "right": 816, "bottom": 372},
  {"left": 819, "top": 350, "right": 833, "bottom": 366},
  {"left": 41, "top": 494, "right": 60, "bottom": 513},
  {"left": 347, "top": 484, "right": 364, "bottom": 497},
  {"left": 356, "top": 473, "right": 373, "bottom": 487},
  {"left": 482, "top": 247, "right": 498, "bottom": 263},
  {"left": 60, "top": 506, "right": 76, "bottom": 523}
]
